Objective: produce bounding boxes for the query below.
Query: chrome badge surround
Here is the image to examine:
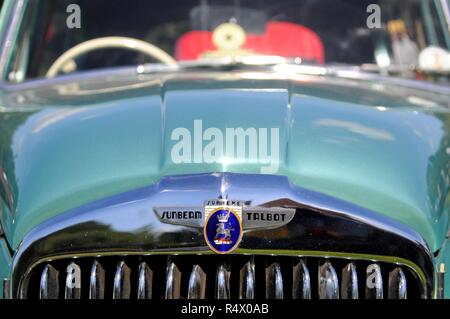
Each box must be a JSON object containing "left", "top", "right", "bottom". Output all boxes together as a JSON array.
[
  {"left": 154, "top": 200, "right": 296, "bottom": 230},
  {"left": 154, "top": 198, "right": 296, "bottom": 253}
]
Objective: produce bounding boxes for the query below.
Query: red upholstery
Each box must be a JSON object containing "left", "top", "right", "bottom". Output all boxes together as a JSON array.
[{"left": 176, "top": 22, "right": 325, "bottom": 64}]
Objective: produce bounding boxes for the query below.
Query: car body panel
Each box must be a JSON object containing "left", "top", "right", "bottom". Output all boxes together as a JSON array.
[
  {"left": 0, "top": 0, "right": 449, "bottom": 299},
  {"left": 8, "top": 172, "right": 435, "bottom": 299},
  {"left": 0, "top": 69, "right": 449, "bottom": 255},
  {"left": 0, "top": 238, "right": 12, "bottom": 298},
  {"left": 436, "top": 236, "right": 450, "bottom": 298}
]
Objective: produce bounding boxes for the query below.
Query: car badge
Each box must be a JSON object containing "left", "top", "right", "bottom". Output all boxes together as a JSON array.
[
  {"left": 204, "top": 200, "right": 243, "bottom": 254},
  {"left": 154, "top": 199, "right": 296, "bottom": 254}
]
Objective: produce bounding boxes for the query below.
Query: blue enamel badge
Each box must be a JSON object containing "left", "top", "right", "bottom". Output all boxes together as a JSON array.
[{"left": 204, "top": 207, "right": 243, "bottom": 254}]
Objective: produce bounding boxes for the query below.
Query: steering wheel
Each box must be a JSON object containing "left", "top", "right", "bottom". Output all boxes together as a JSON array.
[{"left": 46, "top": 36, "right": 177, "bottom": 78}]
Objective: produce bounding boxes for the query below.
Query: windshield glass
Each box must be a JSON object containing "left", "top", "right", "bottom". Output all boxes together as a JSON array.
[{"left": 6, "top": 0, "right": 450, "bottom": 83}]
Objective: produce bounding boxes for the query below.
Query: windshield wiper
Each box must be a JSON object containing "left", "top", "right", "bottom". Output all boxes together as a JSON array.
[
  {"left": 137, "top": 55, "right": 290, "bottom": 74},
  {"left": 136, "top": 58, "right": 394, "bottom": 78}
]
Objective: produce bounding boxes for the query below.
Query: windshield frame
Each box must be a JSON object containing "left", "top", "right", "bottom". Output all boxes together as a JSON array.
[{"left": 0, "top": 0, "right": 27, "bottom": 82}]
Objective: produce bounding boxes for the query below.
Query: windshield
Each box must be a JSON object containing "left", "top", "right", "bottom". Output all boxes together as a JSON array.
[{"left": 5, "top": 0, "right": 450, "bottom": 83}]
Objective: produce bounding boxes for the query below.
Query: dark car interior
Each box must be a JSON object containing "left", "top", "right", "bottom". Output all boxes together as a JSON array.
[{"left": 8, "top": 0, "right": 450, "bottom": 82}]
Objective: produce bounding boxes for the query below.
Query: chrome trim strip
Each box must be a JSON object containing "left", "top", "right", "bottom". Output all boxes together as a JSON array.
[
  {"left": 187, "top": 264, "right": 206, "bottom": 299},
  {"left": 0, "top": 0, "right": 27, "bottom": 80},
  {"left": 137, "top": 262, "right": 153, "bottom": 299},
  {"left": 341, "top": 263, "right": 359, "bottom": 299},
  {"left": 388, "top": 268, "right": 407, "bottom": 299},
  {"left": 89, "top": 260, "right": 105, "bottom": 299},
  {"left": 437, "top": 263, "right": 445, "bottom": 299},
  {"left": 239, "top": 259, "right": 255, "bottom": 299},
  {"left": 292, "top": 259, "right": 311, "bottom": 299},
  {"left": 165, "top": 260, "right": 181, "bottom": 299},
  {"left": 2, "top": 278, "right": 11, "bottom": 299},
  {"left": 215, "top": 263, "right": 230, "bottom": 299},
  {"left": 318, "top": 261, "right": 339, "bottom": 299},
  {"left": 265, "top": 262, "right": 283, "bottom": 299},
  {"left": 10, "top": 173, "right": 434, "bottom": 298},
  {"left": 440, "top": 0, "right": 450, "bottom": 34},
  {"left": 112, "top": 261, "right": 131, "bottom": 299},
  {"left": 0, "top": 164, "right": 14, "bottom": 213},
  {"left": 39, "top": 264, "right": 59, "bottom": 299}
]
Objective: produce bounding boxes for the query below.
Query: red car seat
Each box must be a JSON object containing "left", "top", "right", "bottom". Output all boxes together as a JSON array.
[{"left": 176, "top": 21, "right": 325, "bottom": 64}]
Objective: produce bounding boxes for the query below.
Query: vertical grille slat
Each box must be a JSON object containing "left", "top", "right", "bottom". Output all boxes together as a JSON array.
[
  {"left": 239, "top": 260, "right": 255, "bottom": 299},
  {"left": 65, "top": 262, "right": 81, "bottom": 299},
  {"left": 89, "top": 260, "right": 105, "bottom": 299},
  {"left": 112, "top": 261, "right": 131, "bottom": 299},
  {"left": 25, "top": 256, "right": 423, "bottom": 299},
  {"left": 39, "top": 264, "right": 59, "bottom": 299},
  {"left": 341, "top": 263, "right": 359, "bottom": 299},
  {"left": 388, "top": 268, "right": 407, "bottom": 299},
  {"left": 318, "top": 261, "right": 339, "bottom": 299},
  {"left": 187, "top": 265, "right": 206, "bottom": 299},
  {"left": 165, "top": 261, "right": 181, "bottom": 299},
  {"left": 137, "top": 262, "right": 153, "bottom": 299},
  {"left": 266, "top": 262, "right": 284, "bottom": 299},
  {"left": 292, "top": 259, "right": 311, "bottom": 299},
  {"left": 215, "top": 263, "right": 230, "bottom": 299},
  {"left": 366, "top": 264, "right": 383, "bottom": 299}
]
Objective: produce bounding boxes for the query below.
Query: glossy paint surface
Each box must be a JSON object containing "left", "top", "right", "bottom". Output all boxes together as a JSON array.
[
  {"left": 0, "top": 69, "right": 450, "bottom": 254},
  {"left": 10, "top": 173, "right": 434, "bottom": 298}
]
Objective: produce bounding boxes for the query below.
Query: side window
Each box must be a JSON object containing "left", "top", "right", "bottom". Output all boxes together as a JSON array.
[{"left": 378, "top": 1, "right": 449, "bottom": 64}]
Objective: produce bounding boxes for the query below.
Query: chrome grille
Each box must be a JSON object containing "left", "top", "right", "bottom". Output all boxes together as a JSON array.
[{"left": 25, "top": 255, "right": 422, "bottom": 299}]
